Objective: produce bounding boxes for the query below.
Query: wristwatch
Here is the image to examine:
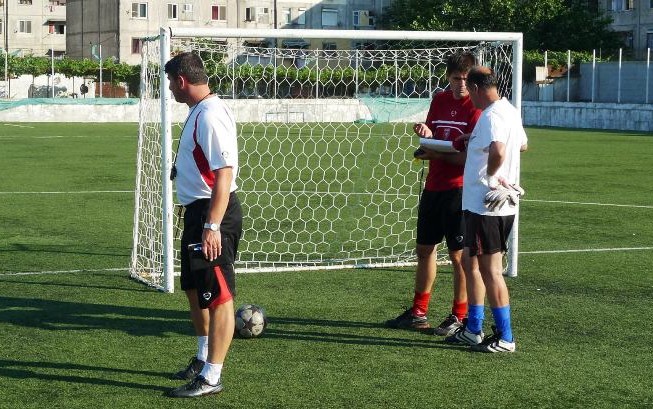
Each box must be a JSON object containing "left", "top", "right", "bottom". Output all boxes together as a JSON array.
[{"left": 203, "top": 222, "right": 219, "bottom": 232}]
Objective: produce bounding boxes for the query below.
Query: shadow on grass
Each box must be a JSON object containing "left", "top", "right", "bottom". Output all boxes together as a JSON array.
[
  {"left": 0, "top": 296, "right": 190, "bottom": 337},
  {"left": 3, "top": 243, "right": 130, "bottom": 258},
  {"left": 0, "top": 359, "right": 169, "bottom": 392},
  {"left": 258, "top": 316, "right": 462, "bottom": 350}
]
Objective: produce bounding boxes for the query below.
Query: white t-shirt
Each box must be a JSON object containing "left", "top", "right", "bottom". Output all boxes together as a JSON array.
[
  {"left": 175, "top": 96, "right": 238, "bottom": 206},
  {"left": 462, "top": 98, "right": 527, "bottom": 216}
]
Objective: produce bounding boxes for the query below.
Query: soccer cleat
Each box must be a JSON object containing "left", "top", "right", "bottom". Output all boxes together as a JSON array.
[
  {"left": 444, "top": 319, "right": 484, "bottom": 345},
  {"left": 385, "top": 308, "right": 430, "bottom": 330},
  {"left": 171, "top": 357, "right": 205, "bottom": 380},
  {"left": 471, "top": 326, "right": 516, "bottom": 353},
  {"left": 168, "top": 375, "right": 224, "bottom": 398},
  {"left": 433, "top": 314, "right": 463, "bottom": 336}
]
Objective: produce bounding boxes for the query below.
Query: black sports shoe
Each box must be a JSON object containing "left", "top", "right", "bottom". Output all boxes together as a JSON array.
[
  {"left": 168, "top": 375, "right": 224, "bottom": 398},
  {"left": 385, "top": 308, "right": 430, "bottom": 330},
  {"left": 471, "top": 325, "right": 516, "bottom": 353},
  {"left": 171, "top": 357, "right": 205, "bottom": 380},
  {"left": 433, "top": 314, "right": 463, "bottom": 336}
]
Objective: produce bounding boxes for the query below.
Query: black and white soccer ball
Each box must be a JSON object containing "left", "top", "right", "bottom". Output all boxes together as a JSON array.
[{"left": 235, "top": 304, "right": 267, "bottom": 338}]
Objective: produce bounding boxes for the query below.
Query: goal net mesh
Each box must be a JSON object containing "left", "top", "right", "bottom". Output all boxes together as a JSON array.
[{"left": 131, "top": 30, "right": 517, "bottom": 291}]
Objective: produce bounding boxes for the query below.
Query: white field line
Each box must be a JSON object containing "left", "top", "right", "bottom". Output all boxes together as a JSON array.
[
  {"left": 3, "top": 123, "right": 35, "bottom": 128},
  {"left": 0, "top": 190, "right": 133, "bottom": 194},
  {"left": 0, "top": 134, "right": 134, "bottom": 139},
  {"left": 0, "top": 191, "right": 651, "bottom": 210},
  {"left": 3, "top": 246, "right": 653, "bottom": 276},
  {"left": 1, "top": 268, "right": 129, "bottom": 276},
  {"left": 522, "top": 199, "right": 653, "bottom": 209},
  {"left": 521, "top": 246, "right": 653, "bottom": 255}
]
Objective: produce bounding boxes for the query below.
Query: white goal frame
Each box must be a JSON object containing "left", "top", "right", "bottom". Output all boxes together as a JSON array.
[{"left": 131, "top": 27, "right": 523, "bottom": 292}]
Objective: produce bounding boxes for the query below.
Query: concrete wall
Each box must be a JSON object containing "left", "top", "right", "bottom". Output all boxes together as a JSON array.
[
  {"left": 0, "top": 99, "right": 650, "bottom": 132},
  {"left": 522, "top": 101, "right": 652, "bottom": 132}
]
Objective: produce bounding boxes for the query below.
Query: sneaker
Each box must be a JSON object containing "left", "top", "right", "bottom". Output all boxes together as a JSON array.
[
  {"left": 444, "top": 319, "right": 484, "bottom": 345},
  {"left": 433, "top": 314, "right": 463, "bottom": 336},
  {"left": 471, "top": 326, "right": 516, "bottom": 353},
  {"left": 168, "top": 375, "right": 224, "bottom": 398},
  {"left": 385, "top": 308, "right": 430, "bottom": 330},
  {"left": 171, "top": 357, "right": 205, "bottom": 380}
]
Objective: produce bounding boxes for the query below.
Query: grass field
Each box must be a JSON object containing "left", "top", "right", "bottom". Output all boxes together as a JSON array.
[{"left": 1, "top": 123, "right": 653, "bottom": 408}]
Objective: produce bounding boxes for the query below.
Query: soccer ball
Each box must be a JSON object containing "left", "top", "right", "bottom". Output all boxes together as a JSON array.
[{"left": 234, "top": 304, "right": 267, "bottom": 338}]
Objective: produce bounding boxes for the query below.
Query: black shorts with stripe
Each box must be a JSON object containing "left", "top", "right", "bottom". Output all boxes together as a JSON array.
[
  {"left": 180, "top": 193, "right": 243, "bottom": 309},
  {"left": 463, "top": 210, "right": 514, "bottom": 256},
  {"left": 416, "top": 188, "right": 465, "bottom": 251}
]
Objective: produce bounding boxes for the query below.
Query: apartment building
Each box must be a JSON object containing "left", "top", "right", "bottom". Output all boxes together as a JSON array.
[
  {"left": 66, "top": 0, "right": 389, "bottom": 65},
  {"left": 604, "top": 0, "right": 653, "bottom": 58},
  {"left": 1, "top": 0, "right": 66, "bottom": 57}
]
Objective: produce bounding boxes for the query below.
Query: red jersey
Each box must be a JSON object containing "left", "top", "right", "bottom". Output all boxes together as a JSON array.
[{"left": 423, "top": 90, "right": 481, "bottom": 191}]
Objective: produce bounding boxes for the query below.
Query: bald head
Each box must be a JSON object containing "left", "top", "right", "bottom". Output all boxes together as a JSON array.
[{"left": 466, "top": 66, "right": 498, "bottom": 90}]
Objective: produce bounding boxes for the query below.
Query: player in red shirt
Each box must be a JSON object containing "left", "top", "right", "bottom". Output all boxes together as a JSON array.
[{"left": 386, "top": 52, "right": 481, "bottom": 335}]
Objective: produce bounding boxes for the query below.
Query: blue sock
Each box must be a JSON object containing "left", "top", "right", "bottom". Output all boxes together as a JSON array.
[
  {"left": 466, "top": 304, "right": 484, "bottom": 334},
  {"left": 491, "top": 305, "right": 513, "bottom": 342}
]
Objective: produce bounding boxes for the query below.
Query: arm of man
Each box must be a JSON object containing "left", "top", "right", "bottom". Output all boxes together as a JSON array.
[
  {"left": 202, "top": 166, "right": 234, "bottom": 261},
  {"left": 487, "top": 140, "right": 506, "bottom": 177}
]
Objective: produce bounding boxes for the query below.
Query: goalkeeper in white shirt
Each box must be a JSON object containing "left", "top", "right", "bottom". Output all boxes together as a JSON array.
[{"left": 445, "top": 66, "right": 527, "bottom": 353}]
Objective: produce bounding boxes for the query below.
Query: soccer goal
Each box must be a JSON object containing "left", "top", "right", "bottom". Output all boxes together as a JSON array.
[{"left": 131, "top": 27, "right": 523, "bottom": 292}]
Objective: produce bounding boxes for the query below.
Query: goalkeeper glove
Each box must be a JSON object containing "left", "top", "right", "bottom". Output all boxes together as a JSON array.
[{"left": 484, "top": 183, "right": 525, "bottom": 211}]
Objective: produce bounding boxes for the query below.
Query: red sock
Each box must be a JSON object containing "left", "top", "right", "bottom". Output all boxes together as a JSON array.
[
  {"left": 452, "top": 300, "right": 468, "bottom": 320},
  {"left": 412, "top": 291, "right": 431, "bottom": 316}
]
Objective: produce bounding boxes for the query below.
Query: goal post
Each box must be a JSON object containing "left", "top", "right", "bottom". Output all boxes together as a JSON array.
[{"left": 130, "top": 27, "right": 523, "bottom": 292}]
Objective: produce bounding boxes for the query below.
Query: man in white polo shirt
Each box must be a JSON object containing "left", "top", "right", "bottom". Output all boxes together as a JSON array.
[
  {"left": 446, "top": 66, "right": 527, "bottom": 353},
  {"left": 164, "top": 52, "right": 242, "bottom": 397}
]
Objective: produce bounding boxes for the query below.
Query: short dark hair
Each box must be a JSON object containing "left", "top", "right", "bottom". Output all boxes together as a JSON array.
[
  {"left": 164, "top": 52, "right": 209, "bottom": 85},
  {"left": 466, "top": 66, "right": 498, "bottom": 90},
  {"left": 445, "top": 52, "right": 477, "bottom": 76}
]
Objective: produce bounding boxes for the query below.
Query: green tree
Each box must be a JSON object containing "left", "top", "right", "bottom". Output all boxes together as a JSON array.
[{"left": 379, "top": 0, "right": 620, "bottom": 52}]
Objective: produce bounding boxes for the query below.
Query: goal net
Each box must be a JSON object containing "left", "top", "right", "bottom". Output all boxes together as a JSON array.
[{"left": 131, "top": 27, "right": 523, "bottom": 292}]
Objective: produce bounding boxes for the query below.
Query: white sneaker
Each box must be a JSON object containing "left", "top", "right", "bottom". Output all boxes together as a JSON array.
[
  {"left": 471, "top": 326, "right": 516, "bottom": 353},
  {"left": 444, "top": 319, "right": 484, "bottom": 346}
]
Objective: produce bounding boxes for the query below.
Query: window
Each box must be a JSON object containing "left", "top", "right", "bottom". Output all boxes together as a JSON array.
[
  {"left": 18, "top": 0, "right": 32, "bottom": 5},
  {"left": 647, "top": 32, "right": 653, "bottom": 49},
  {"left": 0, "top": 19, "right": 3, "bottom": 35},
  {"left": 257, "top": 7, "right": 269, "bottom": 23},
  {"left": 48, "top": 23, "right": 65, "bottom": 35},
  {"left": 211, "top": 5, "right": 226, "bottom": 21},
  {"left": 132, "top": 2, "right": 148, "bottom": 18},
  {"left": 322, "top": 42, "right": 337, "bottom": 56},
  {"left": 132, "top": 38, "right": 143, "bottom": 54},
  {"left": 353, "top": 10, "right": 374, "bottom": 26},
  {"left": 321, "top": 8, "right": 338, "bottom": 27},
  {"left": 611, "top": 0, "right": 634, "bottom": 10},
  {"left": 297, "top": 8, "right": 306, "bottom": 25},
  {"left": 181, "top": 3, "right": 193, "bottom": 20},
  {"left": 283, "top": 8, "right": 291, "bottom": 25},
  {"left": 168, "top": 3, "right": 178, "bottom": 20},
  {"left": 18, "top": 20, "right": 32, "bottom": 33}
]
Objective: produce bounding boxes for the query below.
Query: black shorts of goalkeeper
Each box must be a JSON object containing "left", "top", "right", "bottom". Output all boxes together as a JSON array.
[
  {"left": 180, "top": 195, "right": 243, "bottom": 309},
  {"left": 463, "top": 210, "right": 514, "bottom": 257}
]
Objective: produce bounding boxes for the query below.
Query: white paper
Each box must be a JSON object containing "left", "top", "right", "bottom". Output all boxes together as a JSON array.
[{"left": 419, "top": 138, "right": 458, "bottom": 153}]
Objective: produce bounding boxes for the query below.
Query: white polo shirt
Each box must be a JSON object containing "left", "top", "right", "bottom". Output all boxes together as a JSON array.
[
  {"left": 175, "top": 96, "right": 238, "bottom": 206},
  {"left": 462, "top": 98, "right": 527, "bottom": 216}
]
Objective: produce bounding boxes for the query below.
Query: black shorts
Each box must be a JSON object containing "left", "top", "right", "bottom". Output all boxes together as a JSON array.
[
  {"left": 463, "top": 210, "right": 515, "bottom": 257},
  {"left": 180, "top": 193, "right": 243, "bottom": 309},
  {"left": 416, "top": 188, "right": 464, "bottom": 250}
]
